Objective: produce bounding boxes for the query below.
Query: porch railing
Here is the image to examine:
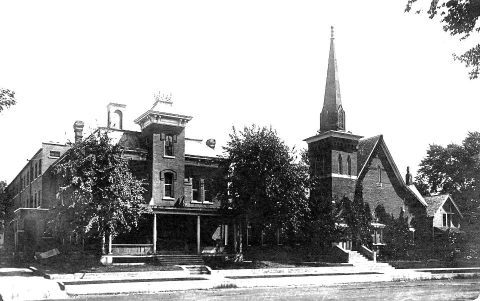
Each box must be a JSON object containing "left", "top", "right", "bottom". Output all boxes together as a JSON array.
[
  {"left": 359, "top": 245, "right": 375, "bottom": 261},
  {"left": 110, "top": 244, "right": 154, "bottom": 255}
]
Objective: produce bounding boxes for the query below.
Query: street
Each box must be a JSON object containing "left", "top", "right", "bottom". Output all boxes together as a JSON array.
[{"left": 68, "top": 279, "right": 480, "bottom": 301}]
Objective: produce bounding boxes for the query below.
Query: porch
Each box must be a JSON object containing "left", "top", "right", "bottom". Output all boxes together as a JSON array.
[{"left": 101, "top": 208, "right": 239, "bottom": 264}]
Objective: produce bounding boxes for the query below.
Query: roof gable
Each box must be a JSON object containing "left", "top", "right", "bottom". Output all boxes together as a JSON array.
[
  {"left": 357, "top": 135, "right": 427, "bottom": 207},
  {"left": 425, "top": 194, "right": 463, "bottom": 218}
]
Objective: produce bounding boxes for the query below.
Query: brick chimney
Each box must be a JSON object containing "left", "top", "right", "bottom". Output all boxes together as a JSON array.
[
  {"left": 206, "top": 138, "right": 216, "bottom": 149},
  {"left": 405, "top": 166, "right": 413, "bottom": 185},
  {"left": 73, "top": 121, "right": 85, "bottom": 143}
]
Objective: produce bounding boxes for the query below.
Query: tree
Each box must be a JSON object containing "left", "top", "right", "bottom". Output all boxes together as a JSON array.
[
  {"left": 406, "top": 0, "right": 480, "bottom": 79},
  {"left": 375, "top": 204, "right": 413, "bottom": 260},
  {"left": 0, "top": 88, "right": 16, "bottom": 113},
  {"left": 220, "top": 125, "right": 311, "bottom": 243},
  {"left": 0, "top": 181, "right": 12, "bottom": 230},
  {"left": 337, "top": 184, "right": 373, "bottom": 249},
  {"left": 48, "top": 131, "right": 150, "bottom": 248}
]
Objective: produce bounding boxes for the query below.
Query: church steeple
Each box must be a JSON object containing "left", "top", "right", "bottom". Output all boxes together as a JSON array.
[{"left": 320, "top": 26, "right": 345, "bottom": 133}]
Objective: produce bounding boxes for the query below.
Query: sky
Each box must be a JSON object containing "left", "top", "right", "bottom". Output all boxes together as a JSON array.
[{"left": 0, "top": 0, "right": 479, "bottom": 184}]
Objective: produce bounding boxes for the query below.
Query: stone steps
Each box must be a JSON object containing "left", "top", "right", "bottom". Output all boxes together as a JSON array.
[{"left": 155, "top": 255, "right": 205, "bottom": 266}]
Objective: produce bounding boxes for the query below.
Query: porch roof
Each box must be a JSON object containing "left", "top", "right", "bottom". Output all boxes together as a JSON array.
[{"left": 150, "top": 206, "right": 224, "bottom": 216}]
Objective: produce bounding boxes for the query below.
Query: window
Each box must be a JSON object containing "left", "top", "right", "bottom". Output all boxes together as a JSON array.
[
  {"left": 34, "top": 193, "right": 37, "bottom": 207},
  {"left": 50, "top": 151, "right": 61, "bottom": 158},
  {"left": 204, "top": 179, "right": 212, "bottom": 203},
  {"left": 192, "top": 177, "right": 200, "bottom": 202},
  {"left": 39, "top": 159, "right": 42, "bottom": 174},
  {"left": 338, "top": 154, "right": 343, "bottom": 174},
  {"left": 164, "top": 135, "right": 174, "bottom": 157},
  {"left": 347, "top": 155, "right": 352, "bottom": 176},
  {"left": 443, "top": 214, "right": 447, "bottom": 227},
  {"left": 378, "top": 165, "right": 382, "bottom": 183},
  {"left": 34, "top": 163, "right": 37, "bottom": 178},
  {"left": 164, "top": 172, "right": 174, "bottom": 198}
]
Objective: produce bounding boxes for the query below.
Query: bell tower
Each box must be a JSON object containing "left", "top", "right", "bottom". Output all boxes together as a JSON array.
[
  {"left": 305, "top": 27, "right": 362, "bottom": 202},
  {"left": 134, "top": 93, "right": 193, "bottom": 206}
]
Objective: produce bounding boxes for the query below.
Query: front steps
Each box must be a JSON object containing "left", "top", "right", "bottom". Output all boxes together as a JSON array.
[
  {"left": 155, "top": 254, "right": 205, "bottom": 266},
  {"left": 347, "top": 250, "right": 395, "bottom": 271}
]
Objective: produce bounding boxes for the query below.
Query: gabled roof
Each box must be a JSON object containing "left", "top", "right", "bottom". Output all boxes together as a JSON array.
[
  {"left": 357, "top": 134, "right": 427, "bottom": 207},
  {"left": 425, "top": 194, "right": 463, "bottom": 218},
  {"left": 357, "top": 135, "right": 382, "bottom": 175}
]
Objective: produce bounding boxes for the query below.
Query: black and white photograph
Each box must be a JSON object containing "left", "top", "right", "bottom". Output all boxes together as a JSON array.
[{"left": 1, "top": 1, "right": 480, "bottom": 300}]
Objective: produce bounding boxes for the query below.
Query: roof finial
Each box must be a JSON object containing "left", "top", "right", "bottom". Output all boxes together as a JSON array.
[{"left": 330, "top": 26, "right": 334, "bottom": 40}]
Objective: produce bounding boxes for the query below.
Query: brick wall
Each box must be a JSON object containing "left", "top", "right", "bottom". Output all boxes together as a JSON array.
[{"left": 360, "top": 153, "right": 412, "bottom": 219}]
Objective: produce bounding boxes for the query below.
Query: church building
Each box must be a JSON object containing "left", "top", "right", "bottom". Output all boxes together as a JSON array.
[{"left": 305, "top": 27, "right": 430, "bottom": 248}]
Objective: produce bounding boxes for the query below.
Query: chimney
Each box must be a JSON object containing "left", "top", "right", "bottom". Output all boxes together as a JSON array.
[
  {"left": 206, "top": 138, "right": 216, "bottom": 150},
  {"left": 405, "top": 166, "right": 413, "bottom": 186},
  {"left": 73, "top": 121, "right": 85, "bottom": 143}
]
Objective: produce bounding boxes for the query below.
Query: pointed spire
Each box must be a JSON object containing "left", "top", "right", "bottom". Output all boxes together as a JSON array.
[{"left": 320, "top": 26, "right": 345, "bottom": 132}]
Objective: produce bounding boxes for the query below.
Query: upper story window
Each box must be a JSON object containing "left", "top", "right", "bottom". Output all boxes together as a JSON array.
[
  {"left": 50, "top": 151, "right": 61, "bottom": 158},
  {"left": 164, "top": 172, "right": 174, "bottom": 198},
  {"left": 192, "top": 177, "right": 200, "bottom": 202},
  {"left": 347, "top": 155, "right": 352, "bottom": 176},
  {"left": 165, "top": 135, "right": 174, "bottom": 157},
  {"left": 338, "top": 154, "right": 343, "bottom": 174},
  {"left": 39, "top": 159, "right": 42, "bottom": 174}
]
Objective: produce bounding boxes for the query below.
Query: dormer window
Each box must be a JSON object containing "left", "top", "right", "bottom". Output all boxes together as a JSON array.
[
  {"left": 50, "top": 151, "right": 61, "bottom": 158},
  {"left": 165, "top": 135, "right": 174, "bottom": 157}
]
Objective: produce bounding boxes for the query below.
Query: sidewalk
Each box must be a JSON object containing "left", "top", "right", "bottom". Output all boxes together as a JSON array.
[
  {"left": 31, "top": 264, "right": 433, "bottom": 296},
  {"left": 2, "top": 264, "right": 472, "bottom": 299},
  {"left": 0, "top": 268, "right": 68, "bottom": 301}
]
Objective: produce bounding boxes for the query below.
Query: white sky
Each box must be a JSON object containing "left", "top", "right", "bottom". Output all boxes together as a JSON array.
[{"left": 0, "top": 0, "right": 479, "bottom": 184}]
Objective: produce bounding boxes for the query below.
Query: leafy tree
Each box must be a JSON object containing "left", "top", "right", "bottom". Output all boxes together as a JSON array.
[
  {"left": 0, "top": 88, "right": 16, "bottom": 113},
  {"left": 48, "top": 131, "right": 150, "bottom": 249},
  {"left": 337, "top": 184, "right": 373, "bottom": 249},
  {"left": 405, "top": 0, "right": 480, "bottom": 79},
  {"left": 220, "top": 125, "right": 311, "bottom": 243},
  {"left": 375, "top": 204, "right": 412, "bottom": 260},
  {"left": 0, "top": 181, "right": 12, "bottom": 230},
  {"left": 416, "top": 132, "right": 480, "bottom": 217}
]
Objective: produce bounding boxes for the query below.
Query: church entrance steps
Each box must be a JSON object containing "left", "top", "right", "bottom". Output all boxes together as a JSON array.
[{"left": 346, "top": 250, "right": 396, "bottom": 271}]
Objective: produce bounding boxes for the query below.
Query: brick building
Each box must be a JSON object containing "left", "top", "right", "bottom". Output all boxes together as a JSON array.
[
  {"left": 5, "top": 95, "right": 237, "bottom": 259},
  {"left": 305, "top": 28, "right": 433, "bottom": 250}
]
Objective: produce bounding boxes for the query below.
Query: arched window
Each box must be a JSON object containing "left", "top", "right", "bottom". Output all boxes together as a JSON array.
[
  {"left": 347, "top": 155, "right": 352, "bottom": 176},
  {"left": 111, "top": 110, "right": 123, "bottom": 129},
  {"left": 338, "top": 154, "right": 343, "bottom": 174},
  {"left": 164, "top": 172, "right": 174, "bottom": 198},
  {"left": 378, "top": 165, "right": 382, "bottom": 183},
  {"left": 164, "top": 134, "right": 174, "bottom": 157}
]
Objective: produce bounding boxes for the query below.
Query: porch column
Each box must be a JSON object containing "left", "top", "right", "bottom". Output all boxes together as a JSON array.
[
  {"left": 153, "top": 213, "right": 157, "bottom": 254},
  {"left": 233, "top": 223, "right": 238, "bottom": 252},
  {"left": 224, "top": 224, "right": 228, "bottom": 246},
  {"left": 197, "top": 215, "right": 201, "bottom": 254},
  {"left": 108, "top": 234, "right": 112, "bottom": 254}
]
